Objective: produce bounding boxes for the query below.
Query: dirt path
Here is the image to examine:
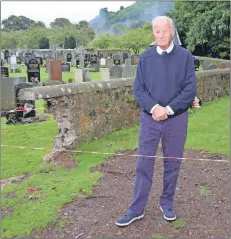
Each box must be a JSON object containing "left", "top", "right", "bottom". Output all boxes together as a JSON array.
[{"left": 32, "top": 149, "right": 230, "bottom": 239}]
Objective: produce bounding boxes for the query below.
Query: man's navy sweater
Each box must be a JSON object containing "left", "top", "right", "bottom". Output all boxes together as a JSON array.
[{"left": 133, "top": 44, "right": 196, "bottom": 117}]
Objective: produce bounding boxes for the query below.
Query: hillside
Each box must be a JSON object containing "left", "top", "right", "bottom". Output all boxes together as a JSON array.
[{"left": 89, "top": 1, "right": 174, "bottom": 34}]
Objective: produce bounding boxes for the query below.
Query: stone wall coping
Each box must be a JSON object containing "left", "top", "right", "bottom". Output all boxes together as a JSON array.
[
  {"left": 18, "top": 77, "right": 134, "bottom": 100},
  {"left": 18, "top": 68, "right": 230, "bottom": 101},
  {"left": 194, "top": 56, "right": 230, "bottom": 63},
  {"left": 196, "top": 68, "right": 230, "bottom": 77}
]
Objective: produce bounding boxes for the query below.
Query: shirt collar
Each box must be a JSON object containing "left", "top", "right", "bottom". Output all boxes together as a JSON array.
[{"left": 156, "top": 41, "right": 174, "bottom": 55}]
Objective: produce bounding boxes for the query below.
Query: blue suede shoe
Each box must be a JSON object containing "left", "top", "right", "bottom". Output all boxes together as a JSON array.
[
  {"left": 116, "top": 213, "right": 144, "bottom": 227},
  {"left": 160, "top": 206, "right": 176, "bottom": 221}
]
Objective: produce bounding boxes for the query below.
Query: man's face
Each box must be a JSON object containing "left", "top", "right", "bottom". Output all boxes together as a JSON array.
[{"left": 153, "top": 20, "right": 174, "bottom": 50}]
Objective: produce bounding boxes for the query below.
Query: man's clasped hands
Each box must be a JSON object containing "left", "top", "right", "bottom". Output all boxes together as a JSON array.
[{"left": 152, "top": 96, "right": 201, "bottom": 122}]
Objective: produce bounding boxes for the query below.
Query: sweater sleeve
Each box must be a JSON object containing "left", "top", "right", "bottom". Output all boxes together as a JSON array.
[
  {"left": 133, "top": 58, "right": 158, "bottom": 113},
  {"left": 168, "top": 52, "right": 196, "bottom": 113}
]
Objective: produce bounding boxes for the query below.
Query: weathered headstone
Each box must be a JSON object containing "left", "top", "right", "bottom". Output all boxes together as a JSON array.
[
  {"left": 122, "top": 58, "right": 133, "bottom": 78},
  {"left": 208, "top": 64, "right": 217, "bottom": 69},
  {"left": 1, "top": 67, "right": 9, "bottom": 77},
  {"left": 16, "top": 57, "right": 21, "bottom": 65},
  {"left": 110, "top": 65, "right": 123, "bottom": 79},
  {"left": 27, "top": 58, "right": 40, "bottom": 83},
  {"left": 9, "top": 55, "right": 18, "bottom": 72},
  {"left": 202, "top": 60, "right": 210, "bottom": 70},
  {"left": 100, "top": 68, "right": 110, "bottom": 81},
  {"left": 66, "top": 52, "right": 72, "bottom": 62},
  {"left": 131, "top": 54, "right": 139, "bottom": 65},
  {"left": 35, "top": 57, "right": 43, "bottom": 66},
  {"left": 74, "top": 69, "right": 83, "bottom": 83},
  {"left": 4, "top": 50, "right": 9, "bottom": 60},
  {"left": 61, "top": 63, "right": 70, "bottom": 72},
  {"left": 47, "top": 60, "right": 62, "bottom": 81},
  {"left": 113, "top": 54, "right": 122, "bottom": 65},
  {"left": 106, "top": 58, "right": 113, "bottom": 69},
  {"left": 1, "top": 76, "right": 27, "bottom": 111},
  {"left": 90, "top": 54, "right": 100, "bottom": 72},
  {"left": 100, "top": 58, "right": 106, "bottom": 68}
]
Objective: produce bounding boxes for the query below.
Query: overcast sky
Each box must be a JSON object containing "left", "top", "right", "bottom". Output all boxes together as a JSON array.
[{"left": 1, "top": 1, "right": 135, "bottom": 26}]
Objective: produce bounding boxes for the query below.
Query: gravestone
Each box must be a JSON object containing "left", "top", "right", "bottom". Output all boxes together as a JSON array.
[
  {"left": 106, "top": 58, "right": 113, "bottom": 69},
  {"left": 16, "top": 57, "right": 21, "bottom": 65},
  {"left": 110, "top": 65, "right": 123, "bottom": 79},
  {"left": 27, "top": 58, "right": 40, "bottom": 83},
  {"left": 122, "top": 58, "right": 133, "bottom": 78},
  {"left": 61, "top": 63, "right": 70, "bottom": 72},
  {"left": 35, "top": 57, "right": 43, "bottom": 66},
  {"left": 123, "top": 53, "right": 128, "bottom": 62},
  {"left": 4, "top": 50, "right": 9, "bottom": 60},
  {"left": 1, "top": 67, "right": 9, "bottom": 77},
  {"left": 208, "top": 64, "right": 217, "bottom": 69},
  {"left": 90, "top": 54, "right": 100, "bottom": 72},
  {"left": 202, "top": 60, "right": 210, "bottom": 70},
  {"left": 100, "top": 58, "right": 106, "bottom": 68},
  {"left": 25, "top": 52, "right": 32, "bottom": 65},
  {"left": 9, "top": 55, "right": 18, "bottom": 72},
  {"left": 47, "top": 60, "right": 62, "bottom": 81},
  {"left": 1, "top": 52, "right": 4, "bottom": 61},
  {"left": 66, "top": 52, "right": 72, "bottom": 62},
  {"left": 113, "top": 54, "right": 122, "bottom": 65},
  {"left": 1, "top": 76, "right": 27, "bottom": 111},
  {"left": 100, "top": 68, "right": 110, "bottom": 81},
  {"left": 131, "top": 54, "right": 139, "bottom": 65}
]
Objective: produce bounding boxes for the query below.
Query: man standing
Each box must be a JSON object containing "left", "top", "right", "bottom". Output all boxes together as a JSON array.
[{"left": 116, "top": 16, "right": 196, "bottom": 226}]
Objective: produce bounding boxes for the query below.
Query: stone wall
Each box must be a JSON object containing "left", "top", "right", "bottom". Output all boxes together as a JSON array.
[
  {"left": 18, "top": 68, "right": 230, "bottom": 153},
  {"left": 195, "top": 56, "right": 230, "bottom": 69}
]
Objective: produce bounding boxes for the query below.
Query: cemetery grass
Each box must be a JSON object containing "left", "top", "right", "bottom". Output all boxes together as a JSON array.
[
  {"left": 1, "top": 96, "right": 229, "bottom": 238},
  {"left": 8, "top": 65, "right": 101, "bottom": 82}
]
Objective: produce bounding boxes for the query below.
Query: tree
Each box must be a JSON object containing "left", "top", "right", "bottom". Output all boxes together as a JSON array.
[
  {"left": 64, "top": 36, "right": 76, "bottom": 49},
  {"left": 2, "top": 15, "right": 35, "bottom": 30},
  {"left": 120, "top": 27, "right": 153, "bottom": 54},
  {"left": 76, "top": 20, "right": 89, "bottom": 29},
  {"left": 50, "top": 18, "right": 72, "bottom": 28},
  {"left": 39, "top": 37, "right": 49, "bottom": 49},
  {"left": 34, "top": 21, "right": 46, "bottom": 28},
  {"left": 167, "top": 1, "right": 230, "bottom": 58}
]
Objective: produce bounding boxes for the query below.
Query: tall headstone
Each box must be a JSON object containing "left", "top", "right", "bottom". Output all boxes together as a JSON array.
[
  {"left": 122, "top": 58, "right": 133, "bottom": 78},
  {"left": 27, "top": 58, "right": 40, "bottom": 83},
  {"left": 106, "top": 58, "right": 113, "bottom": 69},
  {"left": 110, "top": 65, "right": 123, "bottom": 79},
  {"left": 4, "top": 50, "right": 9, "bottom": 60},
  {"left": 47, "top": 60, "right": 62, "bottom": 81},
  {"left": 66, "top": 52, "right": 72, "bottom": 63},
  {"left": 100, "top": 68, "right": 110, "bottom": 81},
  {"left": 131, "top": 54, "right": 139, "bottom": 65},
  {"left": 74, "top": 69, "right": 83, "bottom": 83}
]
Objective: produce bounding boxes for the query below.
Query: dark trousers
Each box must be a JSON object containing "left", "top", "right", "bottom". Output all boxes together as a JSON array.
[{"left": 127, "top": 111, "right": 188, "bottom": 216}]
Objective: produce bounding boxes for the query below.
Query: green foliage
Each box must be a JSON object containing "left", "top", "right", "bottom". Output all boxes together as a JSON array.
[
  {"left": 167, "top": 1, "right": 230, "bottom": 58},
  {"left": 1, "top": 15, "right": 44, "bottom": 31},
  {"left": 92, "top": 27, "right": 153, "bottom": 54},
  {"left": 1, "top": 18, "right": 95, "bottom": 49},
  {"left": 39, "top": 37, "right": 49, "bottom": 49},
  {"left": 64, "top": 36, "right": 76, "bottom": 49}
]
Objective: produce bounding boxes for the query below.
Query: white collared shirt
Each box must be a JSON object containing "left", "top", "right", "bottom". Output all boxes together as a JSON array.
[{"left": 156, "top": 41, "right": 174, "bottom": 55}]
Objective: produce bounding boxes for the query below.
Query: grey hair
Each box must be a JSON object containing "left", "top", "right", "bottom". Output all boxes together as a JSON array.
[{"left": 152, "top": 16, "right": 175, "bottom": 36}]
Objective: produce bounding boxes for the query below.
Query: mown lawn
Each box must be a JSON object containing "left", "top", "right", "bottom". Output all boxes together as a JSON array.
[
  {"left": 1, "top": 96, "right": 229, "bottom": 238},
  {"left": 6, "top": 64, "right": 101, "bottom": 82}
]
